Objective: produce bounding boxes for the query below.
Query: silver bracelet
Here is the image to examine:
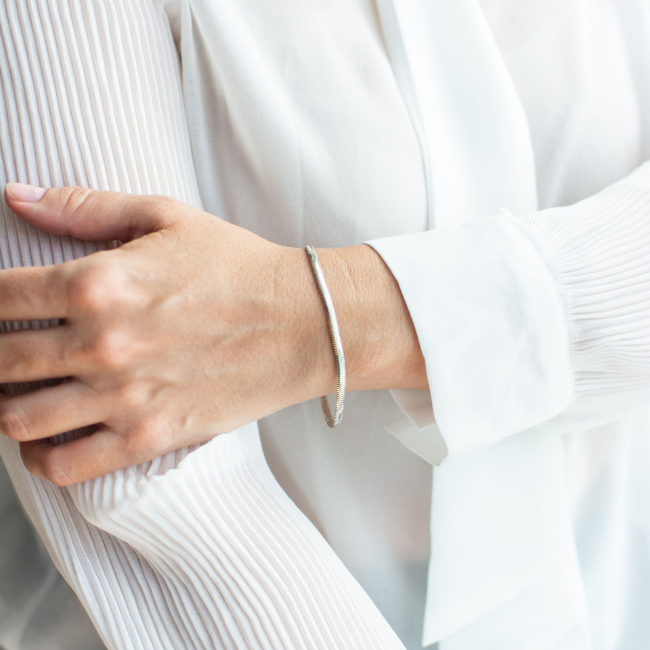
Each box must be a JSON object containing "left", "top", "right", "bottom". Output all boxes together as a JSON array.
[{"left": 305, "top": 245, "right": 346, "bottom": 428}]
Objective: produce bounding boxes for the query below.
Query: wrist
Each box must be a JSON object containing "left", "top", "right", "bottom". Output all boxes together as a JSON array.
[
  {"left": 275, "top": 243, "right": 427, "bottom": 403},
  {"left": 270, "top": 245, "right": 337, "bottom": 404},
  {"left": 318, "top": 245, "right": 427, "bottom": 392}
]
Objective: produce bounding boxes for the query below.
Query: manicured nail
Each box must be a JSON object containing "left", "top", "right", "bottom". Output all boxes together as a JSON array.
[{"left": 5, "top": 182, "right": 47, "bottom": 203}]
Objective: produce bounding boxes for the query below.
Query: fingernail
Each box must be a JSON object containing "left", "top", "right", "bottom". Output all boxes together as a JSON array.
[{"left": 6, "top": 183, "right": 47, "bottom": 203}]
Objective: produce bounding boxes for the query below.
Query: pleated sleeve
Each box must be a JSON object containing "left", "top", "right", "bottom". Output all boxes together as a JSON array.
[{"left": 0, "top": 2, "right": 406, "bottom": 649}]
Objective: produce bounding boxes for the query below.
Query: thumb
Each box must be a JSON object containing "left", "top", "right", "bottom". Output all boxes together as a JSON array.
[{"left": 4, "top": 184, "right": 174, "bottom": 241}]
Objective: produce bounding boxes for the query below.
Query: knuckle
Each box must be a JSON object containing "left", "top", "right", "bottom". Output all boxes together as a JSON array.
[
  {"left": 68, "top": 262, "right": 123, "bottom": 315},
  {"left": 114, "top": 382, "right": 149, "bottom": 409},
  {"left": 86, "top": 329, "right": 131, "bottom": 369},
  {"left": 150, "top": 195, "right": 178, "bottom": 221},
  {"left": 61, "top": 187, "right": 94, "bottom": 221},
  {"left": 0, "top": 406, "right": 31, "bottom": 441},
  {"left": 43, "top": 455, "right": 74, "bottom": 487},
  {"left": 130, "top": 416, "right": 173, "bottom": 457},
  {"left": 152, "top": 195, "right": 177, "bottom": 210}
]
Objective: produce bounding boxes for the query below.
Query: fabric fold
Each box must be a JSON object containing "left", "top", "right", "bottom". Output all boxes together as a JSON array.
[
  {"left": 369, "top": 215, "right": 572, "bottom": 460},
  {"left": 368, "top": 1, "right": 590, "bottom": 645},
  {"left": 70, "top": 424, "right": 406, "bottom": 650},
  {"left": 0, "top": 2, "right": 408, "bottom": 648}
]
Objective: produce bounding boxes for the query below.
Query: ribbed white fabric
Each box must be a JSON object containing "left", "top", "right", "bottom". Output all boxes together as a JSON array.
[
  {"left": 0, "top": 2, "right": 406, "bottom": 649},
  {"left": 4, "top": 1, "right": 650, "bottom": 649},
  {"left": 514, "top": 162, "right": 650, "bottom": 420}
]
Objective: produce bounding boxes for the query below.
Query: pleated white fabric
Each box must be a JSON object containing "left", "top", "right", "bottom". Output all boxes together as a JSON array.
[
  {"left": 0, "top": 2, "right": 406, "bottom": 649},
  {"left": 3, "top": 0, "right": 650, "bottom": 649},
  {"left": 516, "top": 165, "right": 650, "bottom": 416}
]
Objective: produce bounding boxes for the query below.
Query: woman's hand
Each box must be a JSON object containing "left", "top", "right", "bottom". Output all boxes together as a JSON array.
[{"left": 0, "top": 184, "right": 426, "bottom": 485}]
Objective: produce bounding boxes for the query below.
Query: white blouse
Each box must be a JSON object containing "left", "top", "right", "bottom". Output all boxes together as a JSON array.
[{"left": 1, "top": 1, "right": 650, "bottom": 649}]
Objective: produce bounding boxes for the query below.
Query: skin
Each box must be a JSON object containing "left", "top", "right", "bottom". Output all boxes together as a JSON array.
[{"left": 0, "top": 184, "right": 427, "bottom": 486}]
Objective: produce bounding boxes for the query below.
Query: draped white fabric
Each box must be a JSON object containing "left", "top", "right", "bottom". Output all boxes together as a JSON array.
[
  {"left": 0, "top": 2, "right": 405, "bottom": 649},
  {"left": 2, "top": 1, "right": 650, "bottom": 649}
]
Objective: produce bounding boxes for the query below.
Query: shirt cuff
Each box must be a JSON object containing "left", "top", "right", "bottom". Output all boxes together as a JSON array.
[{"left": 367, "top": 214, "right": 572, "bottom": 461}]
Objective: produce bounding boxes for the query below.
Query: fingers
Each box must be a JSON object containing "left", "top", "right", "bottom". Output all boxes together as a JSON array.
[
  {"left": 0, "top": 327, "right": 75, "bottom": 383},
  {"left": 0, "top": 265, "right": 69, "bottom": 320},
  {"left": 0, "top": 244, "right": 134, "bottom": 322},
  {"left": 21, "top": 416, "right": 174, "bottom": 485},
  {"left": 0, "top": 380, "right": 109, "bottom": 442},
  {"left": 4, "top": 184, "right": 176, "bottom": 242},
  {"left": 21, "top": 428, "right": 130, "bottom": 486},
  {"left": 0, "top": 183, "right": 179, "bottom": 320}
]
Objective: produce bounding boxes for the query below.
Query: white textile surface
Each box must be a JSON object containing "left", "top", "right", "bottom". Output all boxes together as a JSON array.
[
  {"left": 0, "top": 2, "right": 405, "bottom": 649},
  {"left": 2, "top": 0, "right": 650, "bottom": 649}
]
